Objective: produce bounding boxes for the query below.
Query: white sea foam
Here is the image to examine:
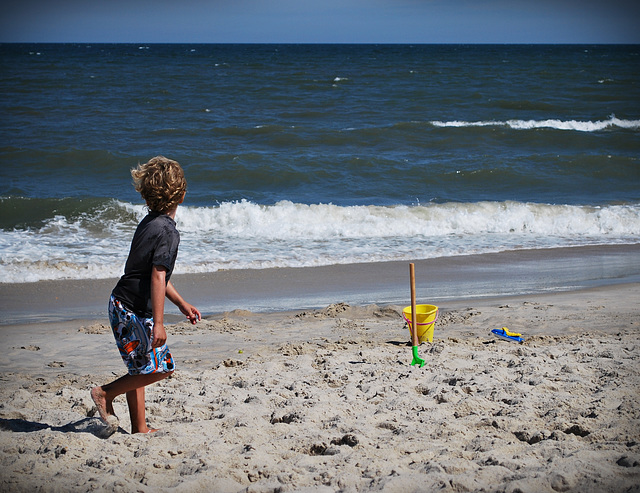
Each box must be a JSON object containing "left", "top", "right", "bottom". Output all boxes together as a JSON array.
[
  {"left": 1, "top": 200, "right": 639, "bottom": 283},
  {"left": 431, "top": 116, "right": 640, "bottom": 132}
]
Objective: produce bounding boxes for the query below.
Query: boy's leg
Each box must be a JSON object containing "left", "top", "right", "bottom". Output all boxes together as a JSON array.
[
  {"left": 92, "top": 371, "right": 172, "bottom": 432},
  {"left": 126, "top": 387, "right": 155, "bottom": 434}
]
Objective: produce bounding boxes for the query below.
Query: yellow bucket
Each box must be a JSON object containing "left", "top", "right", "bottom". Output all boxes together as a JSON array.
[{"left": 403, "top": 304, "right": 439, "bottom": 343}]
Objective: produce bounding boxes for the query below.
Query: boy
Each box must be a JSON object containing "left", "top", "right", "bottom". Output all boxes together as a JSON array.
[{"left": 91, "top": 156, "right": 201, "bottom": 434}]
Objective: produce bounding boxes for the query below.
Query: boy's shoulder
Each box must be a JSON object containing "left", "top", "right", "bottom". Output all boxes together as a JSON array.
[
  {"left": 140, "top": 211, "right": 176, "bottom": 225},
  {"left": 136, "top": 212, "right": 178, "bottom": 236}
]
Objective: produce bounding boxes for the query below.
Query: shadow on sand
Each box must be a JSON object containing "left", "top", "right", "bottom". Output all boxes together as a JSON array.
[{"left": 0, "top": 416, "right": 122, "bottom": 438}]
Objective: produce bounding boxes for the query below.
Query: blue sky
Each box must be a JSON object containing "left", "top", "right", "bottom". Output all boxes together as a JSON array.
[{"left": 1, "top": 0, "right": 638, "bottom": 44}]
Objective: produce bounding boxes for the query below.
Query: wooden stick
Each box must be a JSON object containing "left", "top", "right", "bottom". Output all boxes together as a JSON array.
[{"left": 410, "top": 263, "right": 419, "bottom": 347}]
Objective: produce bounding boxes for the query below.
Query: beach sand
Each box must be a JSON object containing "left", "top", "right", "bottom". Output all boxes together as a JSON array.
[{"left": 1, "top": 252, "right": 640, "bottom": 492}]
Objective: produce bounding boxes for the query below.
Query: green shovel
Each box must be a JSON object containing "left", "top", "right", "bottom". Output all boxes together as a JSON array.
[{"left": 409, "top": 263, "right": 425, "bottom": 367}]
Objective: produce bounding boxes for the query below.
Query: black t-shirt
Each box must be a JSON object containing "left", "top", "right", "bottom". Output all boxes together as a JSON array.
[{"left": 112, "top": 212, "right": 180, "bottom": 317}]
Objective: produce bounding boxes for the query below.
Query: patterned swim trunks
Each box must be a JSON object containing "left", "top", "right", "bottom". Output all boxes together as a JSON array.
[{"left": 108, "top": 295, "right": 175, "bottom": 375}]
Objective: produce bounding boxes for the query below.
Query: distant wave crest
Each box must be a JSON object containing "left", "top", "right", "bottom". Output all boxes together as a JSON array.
[{"left": 431, "top": 116, "right": 640, "bottom": 132}]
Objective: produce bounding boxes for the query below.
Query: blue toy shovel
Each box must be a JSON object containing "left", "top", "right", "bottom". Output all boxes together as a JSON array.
[{"left": 409, "top": 263, "right": 425, "bottom": 367}]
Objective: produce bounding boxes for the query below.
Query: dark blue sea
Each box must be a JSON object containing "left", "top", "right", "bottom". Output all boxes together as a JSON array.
[{"left": 1, "top": 44, "right": 639, "bottom": 283}]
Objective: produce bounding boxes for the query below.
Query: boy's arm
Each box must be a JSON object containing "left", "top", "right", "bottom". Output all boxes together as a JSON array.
[
  {"left": 166, "top": 280, "right": 201, "bottom": 325},
  {"left": 150, "top": 265, "right": 168, "bottom": 348}
]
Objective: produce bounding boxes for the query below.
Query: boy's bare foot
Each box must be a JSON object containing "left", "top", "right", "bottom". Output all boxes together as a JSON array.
[
  {"left": 91, "top": 386, "right": 119, "bottom": 432},
  {"left": 132, "top": 427, "right": 158, "bottom": 434}
]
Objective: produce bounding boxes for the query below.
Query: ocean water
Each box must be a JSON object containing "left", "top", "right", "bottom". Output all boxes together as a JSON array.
[{"left": 1, "top": 44, "right": 639, "bottom": 283}]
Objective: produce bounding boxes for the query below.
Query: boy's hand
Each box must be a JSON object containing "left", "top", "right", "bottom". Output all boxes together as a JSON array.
[
  {"left": 181, "top": 303, "right": 201, "bottom": 325},
  {"left": 152, "top": 323, "right": 168, "bottom": 348},
  {"left": 165, "top": 280, "right": 201, "bottom": 324}
]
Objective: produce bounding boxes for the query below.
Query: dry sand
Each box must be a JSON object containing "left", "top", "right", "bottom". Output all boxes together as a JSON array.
[{"left": 1, "top": 282, "right": 639, "bottom": 492}]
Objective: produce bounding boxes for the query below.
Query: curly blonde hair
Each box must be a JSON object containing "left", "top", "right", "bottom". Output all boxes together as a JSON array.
[{"left": 131, "top": 156, "right": 187, "bottom": 214}]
